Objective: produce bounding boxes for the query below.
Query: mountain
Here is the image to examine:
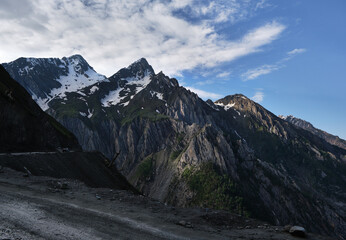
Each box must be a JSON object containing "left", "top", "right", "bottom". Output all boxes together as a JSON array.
[
  {"left": 279, "top": 115, "right": 346, "bottom": 150},
  {"left": 0, "top": 64, "right": 80, "bottom": 152},
  {"left": 0, "top": 64, "right": 135, "bottom": 191},
  {"left": 4, "top": 57, "right": 346, "bottom": 239},
  {"left": 2, "top": 55, "right": 106, "bottom": 110}
]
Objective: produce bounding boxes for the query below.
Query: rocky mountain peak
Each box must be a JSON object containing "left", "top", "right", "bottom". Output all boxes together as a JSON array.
[
  {"left": 126, "top": 57, "right": 155, "bottom": 78},
  {"left": 2, "top": 55, "right": 106, "bottom": 110},
  {"left": 63, "top": 54, "right": 92, "bottom": 75},
  {"left": 151, "top": 71, "right": 179, "bottom": 89},
  {"left": 214, "top": 94, "right": 254, "bottom": 112}
]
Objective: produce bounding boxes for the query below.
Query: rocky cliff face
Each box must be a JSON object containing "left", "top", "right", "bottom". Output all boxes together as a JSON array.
[
  {"left": 279, "top": 115, "right": 346, "bottom": 150},
  {"left": 4, "top": 57, "right": 346, "bottom": 239},
  {"left": 0, "top": 65, "right": 80, "bottom": 152}
]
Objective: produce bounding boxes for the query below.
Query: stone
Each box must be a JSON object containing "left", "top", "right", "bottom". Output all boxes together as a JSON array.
[
  {"left": 289, "top": 226, "right": 306, "bottom": 238},
  {"left": 177, "top": 220, "right": 193, "bottom": 228}
]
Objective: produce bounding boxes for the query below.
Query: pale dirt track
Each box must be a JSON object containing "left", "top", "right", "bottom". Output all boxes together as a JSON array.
[{"left": 0, "top": 168, "right": 332, "bottom": 240}]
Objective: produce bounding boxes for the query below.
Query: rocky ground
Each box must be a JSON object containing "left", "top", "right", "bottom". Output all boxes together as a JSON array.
[{"left": 0, "top": 167, "right": 333, "bottom": 240}]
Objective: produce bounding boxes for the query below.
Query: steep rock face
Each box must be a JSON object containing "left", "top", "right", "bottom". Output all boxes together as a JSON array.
[
  {"left": 5, "top": 57, "right": 346, "bottom": 239},
  {"left": 0, "top": 65, "right": 80, "bottom": 152},
  {"left": 280, "top": 115, "right": 346, "bottom": 150}
]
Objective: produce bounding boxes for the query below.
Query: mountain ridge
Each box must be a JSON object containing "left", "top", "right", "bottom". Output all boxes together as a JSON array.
[{"left": 279, "top": 115, "right": 346, "bottom": 150}]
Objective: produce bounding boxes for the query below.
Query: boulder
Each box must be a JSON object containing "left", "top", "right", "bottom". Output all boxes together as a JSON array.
[{"left": 289, "top": 226, "right": 306, "bottom": 238}]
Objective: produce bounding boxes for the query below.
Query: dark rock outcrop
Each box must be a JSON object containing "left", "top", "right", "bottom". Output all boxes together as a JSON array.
[{"left": 0, "top": 65, "right": 80, "bottom": 152}]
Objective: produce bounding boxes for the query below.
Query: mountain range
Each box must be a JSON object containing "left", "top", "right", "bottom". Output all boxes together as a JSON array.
[{"left": 2, "top": 55, "right": 346, "bottom": 239}]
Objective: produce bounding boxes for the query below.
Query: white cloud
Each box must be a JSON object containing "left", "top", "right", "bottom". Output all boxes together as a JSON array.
[
  {"left": 242, "top": 47, "right": 307, "bottom": 81},
  {"left": 251, "top": 91, "right": 264, "bottom": 103},
  {"left": 216, "top": 71, "right": 231, "bottom": 78},
  {"left": 288, "top": 48, "right": 306, "bottom": 56},
  {"left": 242, "top": 64, "right": 279, "bottom": 81},
  {"left": 255, "top": 0, "right": 270, "bottom": 10},
  {"left": 0, "top": 0, "right": 285, "bottom": 77},
  {"left": 185, "top": 86, "right": 222, "bottom": 100}
]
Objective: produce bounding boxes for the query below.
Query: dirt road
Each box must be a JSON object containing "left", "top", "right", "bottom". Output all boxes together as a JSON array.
[{"left": 0, "top": 168, "right": 332, "bottom": 240}]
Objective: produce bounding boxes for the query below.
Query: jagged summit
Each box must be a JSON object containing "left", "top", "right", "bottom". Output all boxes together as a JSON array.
[
  {"left": 125, "top": 57, "right": 155, "bottom": 78},
  {"left": 215, "top": 94, "right": 248, "bottom": 103},
  {"left": 214, "top": 94, "right": 252, "bottom": 112},
  {"left": 2, "top": 55, "right": 106, "bottom": 110},
  {"left": 67, "top": 54, "right": 85, "bottom": 60}
]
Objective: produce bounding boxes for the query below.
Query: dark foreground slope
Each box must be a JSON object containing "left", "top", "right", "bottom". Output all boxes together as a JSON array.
[
  {"left": 0, "top": 64, "right": 80, "bottom": 152},
  {"left": 0, "top": 152, "right": 134, "bottom": 190}
]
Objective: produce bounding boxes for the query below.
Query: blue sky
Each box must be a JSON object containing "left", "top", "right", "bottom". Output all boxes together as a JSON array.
[{"left": 0, "top": 0, "right": 345, "bottom": 139}]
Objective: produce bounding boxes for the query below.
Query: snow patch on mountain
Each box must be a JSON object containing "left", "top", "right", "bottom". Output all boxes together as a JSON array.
[
  {"left": 7, "top": 56, "right": 107, "bottom": 111},
  {"left": 49, "top": 63, "right": 106, "bottom": 99},
  {"left": 87, "top": 109, "right": 93, "bottom": 118},
  {"left": 215, "top": 102, "right": 235, "bottom": 111},
  {"left": 102, "top": 69, "right": 153, "bottom": 107},
  {"left": 89, "top": 85, "right": 99, "bottom": 94},
  {"left": 31, "top": 93, "right": 50, "bottom": 110},
  {"left": 123, "top": 69, "right": 152, "bottom": 94},
  {"left": 150, "top": 91, "right": 164, "bottom": 101},
  {"left": 18, "top": 66, "right": 34, "bottom": 76},
  {"left": 101, "top": 88, "right": 124, "bottom": 107}
]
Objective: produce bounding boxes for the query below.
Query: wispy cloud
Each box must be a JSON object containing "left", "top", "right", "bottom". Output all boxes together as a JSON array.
[
  {"left": 196, "top": 80, "right": 215, "bottom": 86},
  {"left": 242, "top": 64, "right": 279, "bottom": 81},
  {"left": 288, "top": 48, "right": 306, "bottom": 56},
  {"left": 216, "top": 71, "right": 231, "bottom": 78},
  {"left": 242, "top": 47, "right": 307, "bottom": 81},
  {"left": 185, "top": 87, "right": 222, "bottom": 100},
  {"left": 180, "top": 0, "right": 268, "bottom": 24},
  {"left": 0, "top": 0, "right": 285, "bottom": 77},
  {"left": 255, "top": 0, "right": 271, "bottom": 10},
  {"left": 251, "top": 91, "right": 264, "bottom": 103}
]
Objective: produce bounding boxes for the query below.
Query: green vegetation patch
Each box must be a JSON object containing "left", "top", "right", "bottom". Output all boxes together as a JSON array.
[
  {"left": 135, "top": 156, "right": 153, "bottom": 179},
  {"left": 182, "top": 162, "right": 249, "bottom": 216},
  {"left": 170, "top": 150, "right": 182, "bottom": 160},
  {"left": 51, "top": 97, "right": 88, "bottom": 118},
  {"left": 176, "top": 132, "right": 185, "bottom": 143},
  {"left": 120, "top": 103, "right": 169, "bottom": 125}
]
